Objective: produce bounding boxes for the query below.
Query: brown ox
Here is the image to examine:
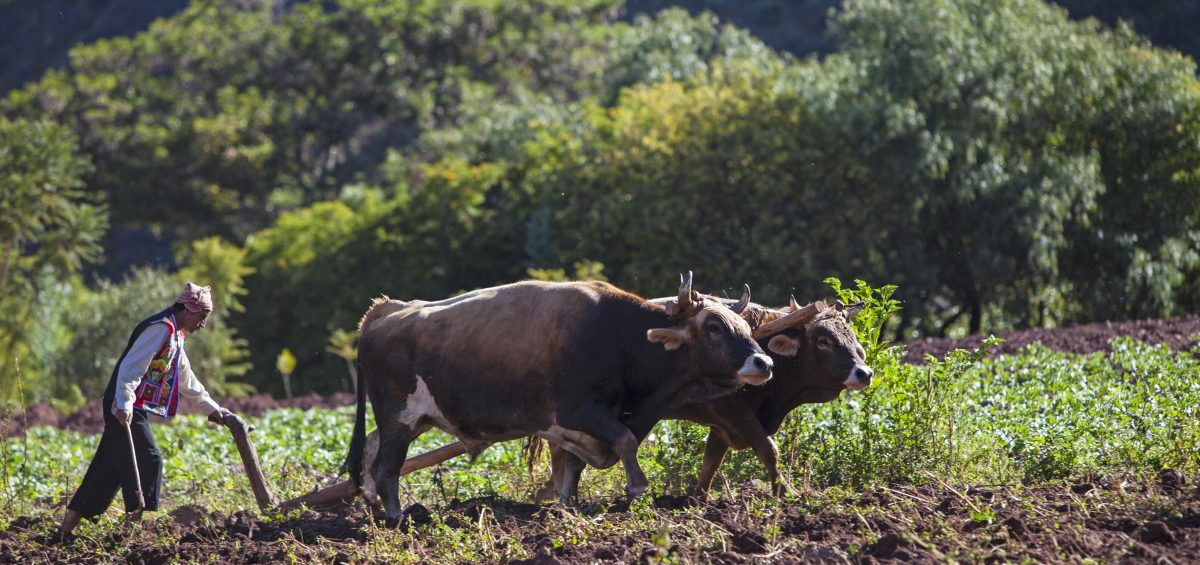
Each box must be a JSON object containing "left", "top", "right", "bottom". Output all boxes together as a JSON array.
[
  {"left": 536, "top": 298, "right": 872, "bottom": 501},
  {"left": 343, "top": 273, "right": 773, "bottom": 522}
]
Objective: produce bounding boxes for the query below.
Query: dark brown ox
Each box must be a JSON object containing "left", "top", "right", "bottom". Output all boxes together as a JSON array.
[
  {"left": 344, "top": 274, "right": 773, "bottom": 522},
  {"left": 537, "top": 298, "right": 872, "bottom": 501}
]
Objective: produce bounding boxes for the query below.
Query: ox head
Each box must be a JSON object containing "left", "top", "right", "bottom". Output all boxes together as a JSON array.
[
  {"left": 646, "top": 272, "right": 774, "bottom": 387},
  {"left": 751, "top": 298, "right": 873, "bottom": 392}
]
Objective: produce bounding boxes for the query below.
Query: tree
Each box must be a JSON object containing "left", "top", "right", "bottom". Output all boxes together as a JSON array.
[
  {"left": 829, "top": 0, "right": 1200, "bottom": 334},
  {"left": 0, "top": 118, "right": 106, "bottom": 399}
]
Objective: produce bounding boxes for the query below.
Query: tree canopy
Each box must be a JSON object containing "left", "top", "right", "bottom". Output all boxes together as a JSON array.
[{"left": 2, "top": 0, "right": 1198, "bottom": 399}]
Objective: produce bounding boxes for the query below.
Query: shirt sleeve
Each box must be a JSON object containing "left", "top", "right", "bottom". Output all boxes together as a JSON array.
[
  {"left": 113, "top": 323, "right": 170, "bottom": 414},
  {"left": 178, "top": 348, "right": 222, "bottom": 415}
]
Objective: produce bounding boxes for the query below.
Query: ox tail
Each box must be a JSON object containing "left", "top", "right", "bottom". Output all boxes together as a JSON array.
[
  {"left": 343, "top": 296, "right": 403, "bottom": 487},
  {"left": 342, "top": 355, "right": 367, "bottom": 488},
  {"left": 522, "top": 435, "right": 547, "bottom": 478}
]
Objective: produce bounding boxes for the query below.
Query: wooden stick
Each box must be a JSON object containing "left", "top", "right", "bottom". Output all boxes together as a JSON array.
[
  {"left": 122, "top": 421, "right": 145, "bottom": 511},
  {"left": 277, "top": 478, "right": 358, "bottom": 512},
  {"left": 276, "top": 441, "right": 469, "bottom": 511},
  {"left": 225, "top": 415, "right": 278, "bottom": 512},
  {"left": 400, "top": 441, "right": 468, "bottom": 475}
]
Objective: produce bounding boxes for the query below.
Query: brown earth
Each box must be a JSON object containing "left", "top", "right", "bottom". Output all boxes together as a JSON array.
[
  {"left": 903, "top": 314, "right": 1200, "bottom": 364},
  {"left": 2, "top": 472, "right": 1196, "bottom": 563}
]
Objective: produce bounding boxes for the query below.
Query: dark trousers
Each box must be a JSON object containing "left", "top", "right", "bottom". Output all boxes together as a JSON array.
[{"left": 67, "top": 407, "right": 162, "bottom": 521}]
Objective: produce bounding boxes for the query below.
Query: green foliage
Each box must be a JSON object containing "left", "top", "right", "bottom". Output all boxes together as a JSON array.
[
  {"left": 3, "top": 0, "right": 630, "bottom": 241},
  {"left": 526, "top": 260, "right": 608, "bottom": 282},
  {"left": 828, "top": 0, "right": 1200, "bottom": 334},
  {"left": 0, "top": 118, "right": 106, "bottom": 401},
  {"left": 5, "top": 0, "right": 1200, "bottom": 402}
]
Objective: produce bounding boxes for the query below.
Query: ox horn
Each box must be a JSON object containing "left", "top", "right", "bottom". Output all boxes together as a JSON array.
[
  {"left": 730, "top": 284, "right": 751, "bottom": 314},
  {"left": 666, "top": 271, "right": 700, "bottom": 319},
  {"left": 843, "top": 301, "right": 866, "bottom": 320},
  {"left": 752, "top": 300, "right": 827, "bottom": 339},
  {"left": 789, "top": 295, "right": 800, "bottom": 312}
]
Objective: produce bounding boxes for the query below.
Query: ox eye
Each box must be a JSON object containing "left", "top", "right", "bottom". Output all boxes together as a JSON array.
[
  {"left": 706, "top": 321, "right": 723, "bottom": 334},
  {"left": 817, "top": 337, "right": 832, "bottom": 349}
]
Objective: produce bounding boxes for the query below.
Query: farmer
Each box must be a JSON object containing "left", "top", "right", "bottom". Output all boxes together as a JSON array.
[{"left": 57, "top": 282, "right": 239, "bottom": 540}]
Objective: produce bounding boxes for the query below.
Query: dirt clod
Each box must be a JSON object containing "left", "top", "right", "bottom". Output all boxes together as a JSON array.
[
  {"left": 169, "top": 504, "right": 206, "bottom": 527},
  {"left": 511, "top": 549, "right": 563, "bottom": 565},
  {"left": 1160, "top": 469, "right": 1187, "bottom": 491},
  {"left": 1135, "top": 521, "right": 1177, "bottom": 545}
]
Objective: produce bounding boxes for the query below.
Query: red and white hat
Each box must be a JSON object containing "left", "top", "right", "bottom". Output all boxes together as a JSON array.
[{"left": 176, "top": 282, "right": 213, "bottom": 312}]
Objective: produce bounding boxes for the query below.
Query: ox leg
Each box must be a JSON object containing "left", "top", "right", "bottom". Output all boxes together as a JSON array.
[
  {"left": 555, "top": 452, "right": 587, "bottom": 506},
  {"left": 750, "top": 434, "right": 793, "bottom": 498},
  {"left": 693, "top": 431, "right": 731, "bottom": 500},
  {"left": 559, "top": 406, "right": 646, "bottom": 501},
  {"left": 726, "top": 412, "right": 793, "bottom": 498},
  {"left": 536, "top": 446, "right": 569, "bottom": 503},
  {"left": 370, "top": 427, "right": 414, "bottom": 524}
]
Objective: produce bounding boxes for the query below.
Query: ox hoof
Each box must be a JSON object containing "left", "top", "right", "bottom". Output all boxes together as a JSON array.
[
  {"left": 379, "top": 503, "right": 432, "bottom": 530},
  {"left": 625, "top": 483, "right": 648, "bottom": 501},
  {"left": 556, "top": 493, "right": 581, "bottom": 508},
  {"left": 535, "top": 484, "right": 558, "bottom": 503}
]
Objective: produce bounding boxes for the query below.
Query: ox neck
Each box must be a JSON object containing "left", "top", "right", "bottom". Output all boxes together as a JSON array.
[{"left": 618, "top": 304, "right": 725, "bottom": 397}]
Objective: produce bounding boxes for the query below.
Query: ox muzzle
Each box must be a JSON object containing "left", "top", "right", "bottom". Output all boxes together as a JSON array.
[
  {"left": 844, "top": 364, "right": 874, "bottom": 391},
  {"left": 737, "top": 353, "right": 774, "bottom": 386}
]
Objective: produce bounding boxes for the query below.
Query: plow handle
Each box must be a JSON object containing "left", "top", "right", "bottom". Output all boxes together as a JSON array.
[{"left": 225, "top": 414, "right": 278, "bottom": 512}]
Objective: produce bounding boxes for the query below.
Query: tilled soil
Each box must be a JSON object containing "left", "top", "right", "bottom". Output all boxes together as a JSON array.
[
  {"left": 903, "top": 314, "right": 1200, "bottom": 364},
  {"left": 2, "top": 472, "right": 1196, "bottom": 563}
]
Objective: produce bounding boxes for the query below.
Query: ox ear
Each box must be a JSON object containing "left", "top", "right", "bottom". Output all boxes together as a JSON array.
[
  {"left": 647, "top": 326, "right": 693, "bottom": 350},
  {"left": 767, "top": 334, "right": 801, "bottom": 357}
]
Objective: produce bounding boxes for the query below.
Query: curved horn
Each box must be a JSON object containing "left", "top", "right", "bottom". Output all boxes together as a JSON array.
[
  {"left": 752, "top": 300, "right": 827, "bottom": 339},
  {"left": 730, "top": 284, "right": 750, "bottom": 314},
  {"left": 789, "top": 295, "right": 800, "bottom": 312},
  {"left": 678, "top": 271, "right": 693, "bottom": 306},
  {"left": 666, "top": 271, "right": 698, "bottom": 319}
]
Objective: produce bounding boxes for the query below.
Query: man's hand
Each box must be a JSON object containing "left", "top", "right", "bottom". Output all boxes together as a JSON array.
[
  {"left": 207, "top": 407, "right": 232, "bottom": 425},
  {"left": 114, "top": 409, "right": 132, "bottom": 426},
  {"left": 208, "top": 407, "right": 252, "bottom": 433}
]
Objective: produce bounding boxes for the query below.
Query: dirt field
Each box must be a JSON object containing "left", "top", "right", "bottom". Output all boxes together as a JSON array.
[
  {"left": 902, "top": 314, "right": 1200, "bottom": 364},
  {"left": 2, "top": 472, "right": 1196, "bottom": 563}
]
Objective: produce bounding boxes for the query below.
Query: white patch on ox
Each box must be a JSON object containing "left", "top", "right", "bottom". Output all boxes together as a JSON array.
[
  {"left": 393, "top": 375, "right": 491, "bottom": 458},
  {"left": 395, "top": 374, "right": 446, "bottom": 428}
]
